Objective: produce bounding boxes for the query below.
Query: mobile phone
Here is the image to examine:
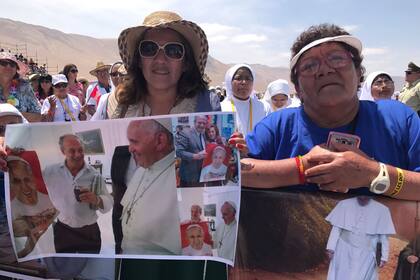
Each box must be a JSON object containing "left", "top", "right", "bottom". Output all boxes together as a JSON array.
[{"left": 327, "top": 132, "right": 361, "bottom": 149}]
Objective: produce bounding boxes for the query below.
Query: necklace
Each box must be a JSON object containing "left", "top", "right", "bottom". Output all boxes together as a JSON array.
[{"left": 125, "top": 161, "right": 175, "bottom": 224}]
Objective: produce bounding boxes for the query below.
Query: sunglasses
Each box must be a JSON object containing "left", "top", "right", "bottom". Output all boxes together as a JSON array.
[
  {"left": 297, "top": 50, "right": 353, "bottom": 76},
  {"left": 40, "top": 80, "right": 52, "bottom": 83},
  {"left": 54, "top": 83, "right": 68, "bottom": 89},
  {"left": 139, "top": 40, "right": 185, "bottom": 60},
  {"left": 70, "top": 69, "right": 78, "bottom": 73},
  {"left": 0, "top": 60, "right": 17, "bottom": 68}
]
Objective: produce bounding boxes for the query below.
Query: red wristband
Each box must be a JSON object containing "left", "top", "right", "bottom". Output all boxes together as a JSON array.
[{"left": 295, "top": 156, "right": 305, "bottom": 185}]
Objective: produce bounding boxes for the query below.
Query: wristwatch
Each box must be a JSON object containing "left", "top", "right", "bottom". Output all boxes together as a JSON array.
[{"left": 370, "top": 162, "right": 390, "bottom": 194}]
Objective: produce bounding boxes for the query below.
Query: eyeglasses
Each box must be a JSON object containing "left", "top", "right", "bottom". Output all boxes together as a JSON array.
[
  {"left": 372, "top": 79, "right": 394, "bottom": 87},
  {"left": 296, "top": 50, "right": 353, "bottom": 76},
  {"left": 54, "top": 83, "right": 68, "bottom": 89},
  {"left": 70, "top": 69, "right": 78, "bottom": 73},
  {"left": 139, "top": 40, "right": 185, "bottom": 60},
  {"left": 0, "top": 60, "right": 17, "bottom": 68},
  {"left": 40, "top": 80, "right": 52, "bottom": 84}
]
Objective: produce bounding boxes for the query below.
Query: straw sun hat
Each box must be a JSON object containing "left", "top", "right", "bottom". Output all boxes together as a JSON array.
[{"left": 118, "top": 11, "right": 208, "bottom": 76}]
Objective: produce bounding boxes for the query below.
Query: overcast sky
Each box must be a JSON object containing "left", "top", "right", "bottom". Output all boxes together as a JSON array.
[{"left": 1, "top": 0, "right": 419, "bottom": 75}]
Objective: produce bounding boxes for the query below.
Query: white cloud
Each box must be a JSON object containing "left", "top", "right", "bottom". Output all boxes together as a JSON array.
[
  {"left": 231, "top": 34, "right": 267, "bottom": 44},
  {"left": 363, "top": 48, "right": 388, "bottom": 55},
  {"left": 343, "top": 25, "right": 359, "bottom": 32}
]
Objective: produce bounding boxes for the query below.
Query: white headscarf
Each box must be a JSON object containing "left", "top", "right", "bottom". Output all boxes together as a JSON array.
[
  {"left": 263, "top": 79, "right": 291, "bottom": 111},
  {"left": 359, "top": 71, "right": 392, "bottom": 101},
  {"left": 224, "top": 64, "right": 256, "bottom": 101}
]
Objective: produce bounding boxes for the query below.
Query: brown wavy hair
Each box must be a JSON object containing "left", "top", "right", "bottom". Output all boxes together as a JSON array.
[{"left": 116, "top": 28, "right": 208, "bottom": 106}]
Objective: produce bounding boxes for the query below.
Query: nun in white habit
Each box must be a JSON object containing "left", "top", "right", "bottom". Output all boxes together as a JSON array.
[
  {"left": 325, "top": 196, "right": 396, "bottom": 280},
  {"left": 263, "top": 79, "right": 291, "bottom": 112},
  {"left": 221, "top": 64, "right": 270, "bottom": 135},
  {"left": 359, "top": 71, "right": 395, "bottom": 101}
]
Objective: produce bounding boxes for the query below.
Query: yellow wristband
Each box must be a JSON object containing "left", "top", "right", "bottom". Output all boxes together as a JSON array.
[{"left": 391, "top": 167, "right": 404, "bottom": 196}]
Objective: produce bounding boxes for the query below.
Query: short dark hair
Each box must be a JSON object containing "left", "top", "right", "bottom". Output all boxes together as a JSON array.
[
  {"left": 116, "top": 28, "right": 208, "bottom": 106},
  {"left": 290, "top": 23, "right": 365, "bottom": 88}
]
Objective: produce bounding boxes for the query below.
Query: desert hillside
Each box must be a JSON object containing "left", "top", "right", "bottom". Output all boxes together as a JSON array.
[{"left": 0, "top": 17, "right": 405, "bottom": 91}]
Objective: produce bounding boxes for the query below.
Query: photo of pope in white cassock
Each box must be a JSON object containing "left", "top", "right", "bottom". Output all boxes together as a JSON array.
[{"left": 325, "top": 196, "right": 395, "bottom": 280}]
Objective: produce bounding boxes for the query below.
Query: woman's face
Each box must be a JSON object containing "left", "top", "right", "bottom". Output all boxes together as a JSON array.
[
  {"left": 0, "top": 59, "right": 17, "bottom": 81},
  {"left": 110, "top": 64, "right": 123, "bottom": 87},
  {"left": 296, "top": 42, "right": 361, "bottom": 110},
  {"left": 370, "top": 75, "right": 394, "bottom": 100},
  {"left": 140, "top": 28, "right": 186, "bottom": 94},
  {"left": 40, "top": 79, "right": 52, "bottom": 92},
  {"left": 68, "top": 66, "right": 78, "bottom": 82},
  {"left": 271, "top": 94, "right": 289, "bottom": 109},
  {"left": 208, "top": 127, "right": 217, "bottom": 140},
  {"left": 53, "top": 83, "right": 68, "bottom": 99},
  {"left": 231, "top": 67, "right": 254, "bottom": 100},
  {"left": 187, "top": 227, "right": 204, "bottom": 250}
]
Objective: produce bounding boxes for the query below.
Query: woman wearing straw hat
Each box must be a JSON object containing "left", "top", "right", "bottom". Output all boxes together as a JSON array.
[{"left": 108, "top": 11, "right": 224, "bottom": 280}]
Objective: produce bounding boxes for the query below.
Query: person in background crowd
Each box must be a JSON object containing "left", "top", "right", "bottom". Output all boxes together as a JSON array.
[
  {"left": 78, "top": 77, "right": 90, "bottom": 102},
  {"left": 109, "top": 61, "right": 124, "bottom": 88},
  {"left": 28, "top": 73, "right": 40, "bottom": 93},
  {"left": 91, "top": 63, "right": 128, "bottom": 120},
  {"left": 394, "top": 234, "right": 420, "bottom": 280},
  {"left": 41, "top": 74, "right": 87, "bottom": 122},
  {"left": 231, "top": 23, "right": 420, "bottom": 199},
  {"left": 399, "top": 61, "right": 420, "bottom": 116},
  {"left": 63, "top": 64, "right": 84, "bottom": 105},
  {"left": 263, "top": 78, "right": 291, "bottom": 112},
  {"left": 36, "top": 74, "right": 53, "bottom": 104},
  {"left": 106, "top": 10, "right": 225, "bottom": 280},
  {"left": 0, "top": 52, "right": 41, "bottom": 122},
  {"left": 85, "top": 62, "right": 112, "bottom": 116},
  {"left": 221, "top": 64, "right": 270, "bottom": 135},
  {"left": 359, "top": 71, "right": 395, "bottom": 101}
]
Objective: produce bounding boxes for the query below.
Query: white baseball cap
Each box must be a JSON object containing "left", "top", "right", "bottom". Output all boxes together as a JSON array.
[{"left": 52, "top": 74, "right": 68, "bottom": 86}]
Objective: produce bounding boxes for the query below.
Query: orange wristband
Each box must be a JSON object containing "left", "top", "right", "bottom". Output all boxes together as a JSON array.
[{"left": 295, "top": 156, "right": 305, "bottom": 185}]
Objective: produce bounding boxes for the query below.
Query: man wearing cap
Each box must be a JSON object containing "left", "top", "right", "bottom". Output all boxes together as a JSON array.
[
  {"left": 121, "top": 118, "right": 181, "bottom": 255},
  {"left": 42, "top": 134, "right": 112, "bottom": 253},
  {"left": 399, "top": 62, "right": 420, "bottom": 116},
  {"left": 28, "top": 73, "right": 40, "bottom": 93},
  {"left": 41, "top": 74, "right": 86, "bottom": 122},
  {"left": 85, "top": 62, "right": 112, "bottom": 117},
  {"left": 214, "top": 201, "right": 238, "bottom": 261}
]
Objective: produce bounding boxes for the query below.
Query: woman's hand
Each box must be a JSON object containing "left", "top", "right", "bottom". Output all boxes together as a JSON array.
[
  {"left": 228, "top": 132, "right": 248, "bottom": 156},
  {"left": 303, "top": 142, "right": 378, "bottom": 192}
]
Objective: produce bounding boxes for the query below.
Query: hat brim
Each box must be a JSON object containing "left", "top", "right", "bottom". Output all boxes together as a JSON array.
[
  {"left": 89, "top": 65, "right": 112, "bottom": 77},
  {"left": 290, "top": 35, "right": 363, "bottom": 71},
  {"left": 118, "top": 20, "right": 208, "bottom": 76}
]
